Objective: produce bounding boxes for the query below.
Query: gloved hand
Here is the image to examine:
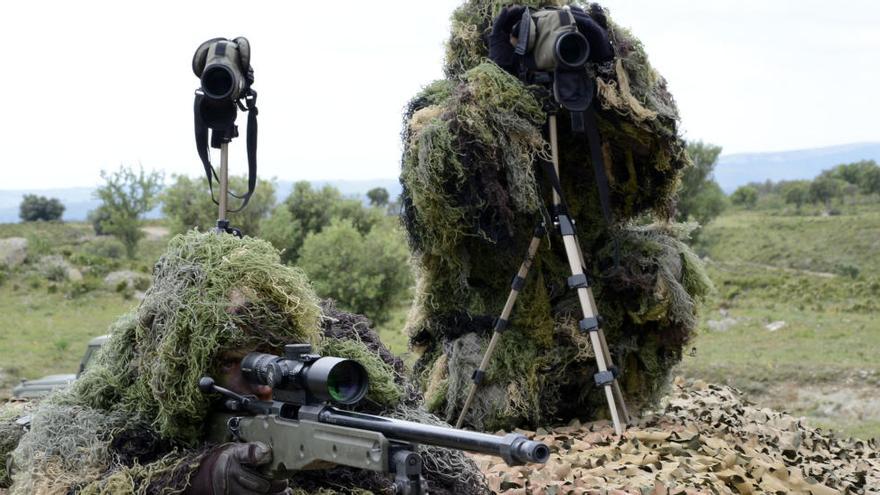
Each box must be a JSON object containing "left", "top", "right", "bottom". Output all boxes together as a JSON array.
[
  {"left": 569, "top": 6, "right": 614, "bottom": 62},
  {"left": 488, "top": 5, "right": 527, "bottom": 72},
  {"left": 189, "top": 442, "right": 290, "bottom": 495}
]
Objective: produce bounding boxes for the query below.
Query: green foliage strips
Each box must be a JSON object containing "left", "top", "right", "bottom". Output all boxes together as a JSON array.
[{"left": 93, "top": 165, "right": 163, "bottom": 258}]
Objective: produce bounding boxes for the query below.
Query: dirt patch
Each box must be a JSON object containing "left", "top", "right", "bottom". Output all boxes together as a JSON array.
[{"left": 140, "top": 226, "right": 169, "bottom": 241}]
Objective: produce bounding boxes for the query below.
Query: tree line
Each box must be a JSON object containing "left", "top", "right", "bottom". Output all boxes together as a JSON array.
[{"left": 17, "top": 165, "right": 409, "bottom": 324}]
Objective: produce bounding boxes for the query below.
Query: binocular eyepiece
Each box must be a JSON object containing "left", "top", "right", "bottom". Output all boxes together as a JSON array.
[{"left": 241, "top": 344, "right": 369, "bottom": 405}]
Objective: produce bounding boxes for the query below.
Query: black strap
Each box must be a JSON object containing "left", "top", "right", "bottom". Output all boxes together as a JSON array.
[
  {"left": 193, "top": 91, "right": 259, "bottom": 213},
  {"left": 583, "top": 108, "right": 612, "bottom": 226}
]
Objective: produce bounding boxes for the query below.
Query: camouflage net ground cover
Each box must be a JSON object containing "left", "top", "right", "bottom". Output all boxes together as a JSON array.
[
  {"left": 472, "top": 379, "right": 880, "bottom": 494},
  {"left": 401, "top": 0, "right": 710, "bottom": 431},
  {"left": 1, "top": 232, "right": 485, "bottom": 495}
]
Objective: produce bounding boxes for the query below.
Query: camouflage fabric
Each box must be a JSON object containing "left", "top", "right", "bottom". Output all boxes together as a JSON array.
[{"left": 473, "top": 379, "right": 879, "bottom": 494}]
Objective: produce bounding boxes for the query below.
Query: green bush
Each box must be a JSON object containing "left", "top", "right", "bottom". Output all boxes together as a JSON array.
[
  {"left": 264, "top": 182, "right": 383, "bottom": 263},
  {"left": 82, "top": 237, "right": 126, "bottom": 259},
  {"left": 676, "top": 141, "right": 728, "bottom": 226},
  {"left": 731, "top": 185, "right": 758, "bottom": 209},
  {"left": 298, "top": 219, "right": 411, "bottom": 323},
  {"left": 19, "top": 194, "right": 65, "bottom": 222},
  {"left": 87, "top": 206, "right": 112, "bottom": 236},
  {"left": 161, "top": 174, "right": 276, "bottom": 236}
]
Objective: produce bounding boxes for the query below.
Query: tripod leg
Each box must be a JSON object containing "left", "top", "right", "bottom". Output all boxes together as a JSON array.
[
  {"left": 544, "top": 116, "right": 627, "bottom": 435},
  {"left": 573, "top": 246, "right": 632, "bottom": 424},
  {"left": 556, "top": 215, "right": 625, "bottom": 434},
  {"left": 455, "top": 225, "right": 545, "bottom": 429}
]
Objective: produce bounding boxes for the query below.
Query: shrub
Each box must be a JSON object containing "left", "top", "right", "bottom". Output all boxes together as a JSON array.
[
  {"left": 161, "top": 174, "right": 276, "bottom": 236},
  {"left": 731, "top": 185, "right": 758, "bottom": 209},
  {"left": 298, "top": 219, "right": 411, "bottom": 323},
  {"left": 19, "top": 194, "right": 65, "bottom": 222}
]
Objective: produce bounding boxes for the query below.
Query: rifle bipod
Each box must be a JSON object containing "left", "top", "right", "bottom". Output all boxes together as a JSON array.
[{"left": 455, "top": 114, "right": 630, "bottom": 435}]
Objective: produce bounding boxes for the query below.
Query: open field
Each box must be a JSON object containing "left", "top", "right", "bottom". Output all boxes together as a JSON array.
[
  {"left": 1, "top": 208, "right": 877, "bottom": 439},
  {"left": 678, "top": 208, "right": 880, "bottom": 439}
]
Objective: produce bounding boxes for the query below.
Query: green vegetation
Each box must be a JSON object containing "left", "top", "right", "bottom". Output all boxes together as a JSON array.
[
  {"left": 680, "top": 207, "right": 880, "bottom": 438},
  {"left": 298, "top": 219, "right": 410, "bottom": 324},
  {"left": 93, "top": 165, "right": 163, "bottom": 258},
  {"left": 19, "top": 195, "right": 64, "bottom": 222},
  {"left": 161, "top": 174, "right": 276, "bottom": 236},
  {"left": 261, "top": 181, "right": 383, "bottom": 264},
  {"left": 676, "top": 141, "right": 727, "bottom": 227},
  {"left": 366, "top": 187, "right": 390, "bottom": 207}
]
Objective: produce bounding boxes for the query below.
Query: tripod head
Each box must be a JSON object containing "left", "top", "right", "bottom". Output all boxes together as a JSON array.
[{"left": 192, "top": 37, "right": 259, "bottom": 235}]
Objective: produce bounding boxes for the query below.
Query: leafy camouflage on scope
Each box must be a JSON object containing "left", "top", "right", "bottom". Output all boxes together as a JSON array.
[{"left": 400, "top": 0, "right": 710, "bottom": 431}]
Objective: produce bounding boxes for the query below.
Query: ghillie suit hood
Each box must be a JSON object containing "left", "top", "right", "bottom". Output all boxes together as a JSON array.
[
  {"left": 401, "top": 0, "right": 711, "bottom": 431},
  {"left": 6, "top": 232, "right": 485, "bottom": 495}
]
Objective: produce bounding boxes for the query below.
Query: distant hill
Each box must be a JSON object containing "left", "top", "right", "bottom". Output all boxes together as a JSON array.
[
  {"left": 4, "top": 142, "right": 878, "bottom": 222},
  {"left": 0, "top": 179, "right": 403, "bottom": 223},
  {"left": 715, "top": 142, "right": 880, "bottom": 193}
]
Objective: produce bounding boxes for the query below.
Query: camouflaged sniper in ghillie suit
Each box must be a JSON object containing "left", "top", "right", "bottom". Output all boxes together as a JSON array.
[
  {"left": 0, "top": 232, "right": 486, "bottom": 495},
  {"left": 400, "top": 0, "right": 712, "bottom": 432}
]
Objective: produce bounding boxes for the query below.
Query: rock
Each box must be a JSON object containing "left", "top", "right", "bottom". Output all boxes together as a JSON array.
[
  {"left": 765, "top": 321, "right": 786, "bottom": 332},
  {"left": 104, "top": 270, "right": 150, "bottom": 291},
  {"left": 66, "top": 268, "right": 83, "bottom": 282},
  {"left": 707, "top": 317, "right": 738, "bottom": 332},
  {"left": 0, "top": 237, "right": 28, "bottom": 268}
]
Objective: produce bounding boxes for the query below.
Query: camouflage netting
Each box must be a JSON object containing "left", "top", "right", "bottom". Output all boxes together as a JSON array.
[
  {"left": 473, "top": 379, "right": 880, "bottom": 494},
  {"left": 401, "top": 0, "right": 710, "bottom": 431},
  {"left": 2, "top": 232, "right": 486, "bottom": 495}
]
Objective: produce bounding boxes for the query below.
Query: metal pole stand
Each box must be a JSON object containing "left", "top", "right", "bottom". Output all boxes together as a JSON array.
[
  {"left": 212, "top": 127, "right": 242, "bottom": 237},
  {"left": 456, "top": 114, "right": 630, "bottom": 435}
]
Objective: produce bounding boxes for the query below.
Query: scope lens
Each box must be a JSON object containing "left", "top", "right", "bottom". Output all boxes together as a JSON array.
[
  {"left": 202, "top": 65, "right": 234, "bottom": 99},
  {"left": 325, "top": 360, "right": 368, "bottom": 404},
  {"left": 555, "top": 32, "right": 590, "bottom": 69}
]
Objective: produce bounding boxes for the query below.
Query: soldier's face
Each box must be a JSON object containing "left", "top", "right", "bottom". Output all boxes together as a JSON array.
[{"left": 216, "top": 350, "right": 273, "bottom": 401}]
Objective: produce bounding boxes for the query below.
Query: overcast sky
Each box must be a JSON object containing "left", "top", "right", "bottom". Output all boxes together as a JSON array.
[{"left": 1, "top": 0, "right": 877, "bottom": 190}]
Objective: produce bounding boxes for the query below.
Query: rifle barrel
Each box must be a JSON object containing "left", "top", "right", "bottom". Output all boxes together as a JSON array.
[{"left": 318, "top": 407, "right": 550, "bottom": 466}]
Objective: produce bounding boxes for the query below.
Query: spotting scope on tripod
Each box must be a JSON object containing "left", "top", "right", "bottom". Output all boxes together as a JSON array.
[{"left": 192, "top": 36, "right": 259, "bottom": 236}]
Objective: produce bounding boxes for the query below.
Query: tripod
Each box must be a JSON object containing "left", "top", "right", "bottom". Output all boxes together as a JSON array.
[{"left": 455, "top": 112, "right": 630, "bottom": 435}]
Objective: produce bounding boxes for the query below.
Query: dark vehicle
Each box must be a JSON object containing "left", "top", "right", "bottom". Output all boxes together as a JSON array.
[{"left": 11, "top": 335, "right": 108, "bottom": 399}]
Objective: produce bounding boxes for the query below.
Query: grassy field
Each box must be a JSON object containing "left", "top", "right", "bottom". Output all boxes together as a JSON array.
[
  {"left": 678, "top": 207, "right": 880, "bottom": 439},
  {"left": 1, "top": 209, "right": 877, "bottom": 440},
  {"left": 0, "top": 222, "right": 164, "bottom": 395}
]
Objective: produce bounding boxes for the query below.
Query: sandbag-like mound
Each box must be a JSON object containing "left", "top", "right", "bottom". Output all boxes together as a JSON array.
[
  {"left": 400, "top": 0, "right": 711, "bottom": 431},
  {"left": 472, "top": 380, "right": 879, "bottom": 494},
  {"left": 3, "top": 232, "right": 485, "bottom": 495}
]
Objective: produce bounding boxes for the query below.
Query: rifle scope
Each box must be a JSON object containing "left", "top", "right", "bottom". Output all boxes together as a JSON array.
[{"left": 242, "top": 344, "right": 368, "bottom": 405}]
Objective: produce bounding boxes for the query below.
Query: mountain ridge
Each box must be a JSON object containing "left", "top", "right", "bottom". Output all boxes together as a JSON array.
[{"left": 2, "top": 142, "right": 878, "bottom": 222}]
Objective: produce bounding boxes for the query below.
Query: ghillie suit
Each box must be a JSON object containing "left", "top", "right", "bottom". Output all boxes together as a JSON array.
[
  {"left": 2, "top": 232, "right": 485, "bottom": 495},
  {"left": 401, "top": 0, "right": 712, "bottom": 432}
]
